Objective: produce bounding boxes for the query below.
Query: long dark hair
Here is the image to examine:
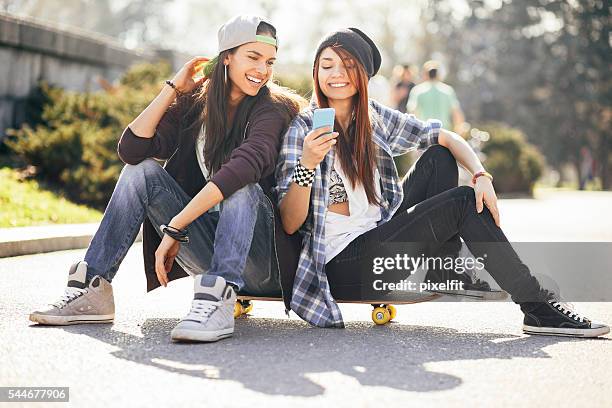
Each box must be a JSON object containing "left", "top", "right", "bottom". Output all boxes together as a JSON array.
[
  {"left": 313, "top": 45, "right": 380, "bottom": 205},
  {"left": 184, "top": 22, "right": 304, "bottom": 174}
]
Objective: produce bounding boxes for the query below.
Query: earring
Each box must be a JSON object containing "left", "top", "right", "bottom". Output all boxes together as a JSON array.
[{"left": 224, "top": 64, "right": 228, "bottom": 84}]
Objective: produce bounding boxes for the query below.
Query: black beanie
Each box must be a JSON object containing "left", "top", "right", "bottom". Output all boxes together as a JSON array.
[{"left": 313, "top": 27, "right": 382, "bottom": 79}]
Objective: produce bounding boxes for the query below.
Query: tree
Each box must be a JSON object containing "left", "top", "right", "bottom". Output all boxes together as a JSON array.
[{"left": 420, "top": 0, "right": 611, "bottom": 189}]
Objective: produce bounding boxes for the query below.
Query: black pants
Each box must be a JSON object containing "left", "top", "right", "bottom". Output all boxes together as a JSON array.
[{"left": 325, "top": 145, "right": 544, "bottom": 310}]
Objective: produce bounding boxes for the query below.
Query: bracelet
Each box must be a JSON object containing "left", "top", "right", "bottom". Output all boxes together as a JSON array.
[
  {"left": 160, "top": 224, "right": 189, "bottom": 243},
  {"left": 292, "top": 160, "right": 316, "bottom": 187},
  {"left": 160, "top": 225, "right": 189, "bottom": 243},
  {"left": 164, "top": 80, "right": 184, "bottom": 97},
  {"left": 472, "top": 171, "right": 493, "bottom": 185}
]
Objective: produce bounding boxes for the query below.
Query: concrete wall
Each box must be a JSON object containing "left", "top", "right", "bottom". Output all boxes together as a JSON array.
[{"left": 0, "top": 12, "right": 189, "bottom": 139}]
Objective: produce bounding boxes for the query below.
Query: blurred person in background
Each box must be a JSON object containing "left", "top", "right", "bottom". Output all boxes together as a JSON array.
[
  {"left": 408, "top": 60, "right": 465, "bottom": 135},
  {"left": 579, "top": 146, "right": 595, "bottom": 190},
  {"left": 409, "top": 60, "right": 471, "bottom": 186},
  {"left": 390, "top": 63, "right": 416, "bottom": 113}
]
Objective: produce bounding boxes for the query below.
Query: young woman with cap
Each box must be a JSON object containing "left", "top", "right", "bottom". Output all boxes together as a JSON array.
[
  {"left": 275, "top": 27, "right": 609, "bottom": 337},
  {"left": 30, "top": 15, "right": 306, "bottom": 343}
]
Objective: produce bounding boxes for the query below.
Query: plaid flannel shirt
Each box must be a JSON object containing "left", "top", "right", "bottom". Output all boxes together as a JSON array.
[{"left": 274, "top": 99, "right": 442, "bottom": 328}]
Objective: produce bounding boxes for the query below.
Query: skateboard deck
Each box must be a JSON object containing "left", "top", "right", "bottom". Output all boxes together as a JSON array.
[
  {"left": 233, "top": 291, "right": 442, "bottom": 324},
  {"left": 236, "top": 293, "right": 441, "bottom": 304}
]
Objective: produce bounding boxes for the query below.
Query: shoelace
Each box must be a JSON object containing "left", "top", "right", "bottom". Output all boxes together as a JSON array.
[
  {"left": 52, "top": 287, "right": 88, "bottom": 309},
  {"left": 549, "top": 300, "right": 587, "bottom": 323},
  {"left": 184, "top": 299, "right": 221, "bottom": 322}
]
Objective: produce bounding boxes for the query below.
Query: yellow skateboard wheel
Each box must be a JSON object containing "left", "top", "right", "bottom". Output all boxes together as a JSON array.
[
  {"left": 243, "top": 302, "right": 253, "bottom": 314},
  {"left": 233, "top": 301, "right": 243, "bottom": 318},
  {"left": 372, "top": 306, "right": 391, "bottom": 325},
  {"left": 386, "top": 304, "right": 397, "bottom": 320}
]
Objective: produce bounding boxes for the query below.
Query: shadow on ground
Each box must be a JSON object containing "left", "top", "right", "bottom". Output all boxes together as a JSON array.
[{"left": 29, "top": 317, "right": 597, "bottom": 396}]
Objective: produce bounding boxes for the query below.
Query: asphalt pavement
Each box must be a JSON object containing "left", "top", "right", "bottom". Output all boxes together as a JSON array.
[{"left": 1, "top": 190, "right": 611, "bottom": 407}]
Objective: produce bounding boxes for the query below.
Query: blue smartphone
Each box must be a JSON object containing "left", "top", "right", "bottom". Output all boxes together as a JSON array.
[{"left": 312, "top": 108, "right": 335, "bottom": 136}]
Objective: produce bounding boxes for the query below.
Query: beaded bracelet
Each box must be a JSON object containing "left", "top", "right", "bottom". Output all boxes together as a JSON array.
[
  {"left": 164, "top": 80, "right": 184, "bottom": 97},
  {"left": 292, "top": 160, "right": 316, "bottom": 187}
]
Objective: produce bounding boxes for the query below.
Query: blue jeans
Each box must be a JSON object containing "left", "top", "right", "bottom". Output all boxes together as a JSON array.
[{"left": 83, "top": 159, "right": 273, "bottom": 290}]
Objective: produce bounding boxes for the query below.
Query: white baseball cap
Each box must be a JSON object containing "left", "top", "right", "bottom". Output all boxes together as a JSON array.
[{"left": 217, "top": 15, "right": 278, "bottom": 53}]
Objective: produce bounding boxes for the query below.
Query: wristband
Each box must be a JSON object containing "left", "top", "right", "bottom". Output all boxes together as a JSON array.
[
  {"left": 292, "top": 160, "right": 316, "bottom": 187},
  {"left": 160, "top": 224, "right": 189, "bottom": 243},
  {"left": 472, "top": 171, "right": 493, "bottom": 185}
]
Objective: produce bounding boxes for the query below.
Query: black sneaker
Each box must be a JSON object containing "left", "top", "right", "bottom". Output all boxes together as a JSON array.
[
  {"left": 424, "top": 268, "right": 508, "bottom": 301},
  {"left": 522, "top": 300, "right": 610, "bottom": 338}
]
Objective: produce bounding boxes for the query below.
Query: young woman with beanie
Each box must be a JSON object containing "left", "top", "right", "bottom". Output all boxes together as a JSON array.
[{"left": 275, "top": 27, "right": 609, "bottom": 338}]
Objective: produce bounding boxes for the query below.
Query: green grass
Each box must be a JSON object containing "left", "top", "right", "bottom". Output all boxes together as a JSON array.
[{"left": 0, "top": 167, "right": 103, "bottom": 227}]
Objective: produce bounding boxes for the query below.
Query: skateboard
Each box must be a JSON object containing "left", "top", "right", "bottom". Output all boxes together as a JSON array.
[{"left": 233, "top": 291, "right": 442, "bottom": 325}]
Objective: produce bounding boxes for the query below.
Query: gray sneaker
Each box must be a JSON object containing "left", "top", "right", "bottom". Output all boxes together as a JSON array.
[
  {"left": 171, "top": 274, "right": 236, "bottom": 342},
  {"left": 29, "top": 261, "right": 115, "bottom": 325}
]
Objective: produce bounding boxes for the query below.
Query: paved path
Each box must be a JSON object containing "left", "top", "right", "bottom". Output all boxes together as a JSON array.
[
  {"left": 1, "top": 190, "right": 611, "bottom": 407},
  {"left": 497, "top": 189, "right": 612, "bottom": 241}
]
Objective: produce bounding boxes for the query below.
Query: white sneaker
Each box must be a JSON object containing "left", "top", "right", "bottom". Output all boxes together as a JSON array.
[
  {"left": 29, "top": 261, "right": 115, "bottom": 325},
  {"left": 170, "top": 275, "right": 236, "bottom": 342}
]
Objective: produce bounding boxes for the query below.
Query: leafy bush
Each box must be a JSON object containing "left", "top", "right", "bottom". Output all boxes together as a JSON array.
[
  {"left": 5, "top": 62, "right": 173, "bottom": 210},
  {"left": 479, "top": 123, "right": 545, "bottom": 195}
]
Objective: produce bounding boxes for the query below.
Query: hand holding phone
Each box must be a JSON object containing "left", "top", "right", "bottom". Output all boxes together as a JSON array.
[{"left": 301, "top": 108, "right": 338, "bottom": 169}]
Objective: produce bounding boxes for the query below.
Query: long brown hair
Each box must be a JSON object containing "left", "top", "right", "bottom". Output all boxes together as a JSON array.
[
  {"left": 184, "top": 22, "right": 305, "bottom": 174},
  {"left": 313, "top": 45, "right": 380, "bottom": 205}
]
